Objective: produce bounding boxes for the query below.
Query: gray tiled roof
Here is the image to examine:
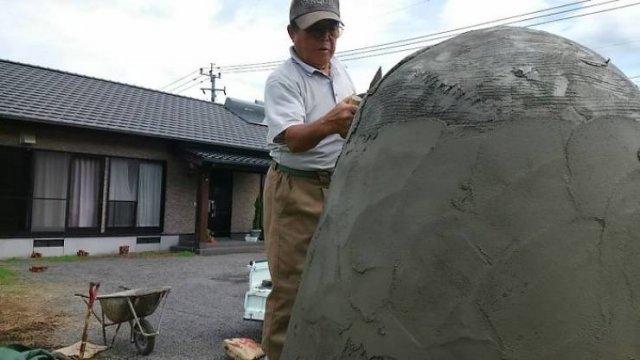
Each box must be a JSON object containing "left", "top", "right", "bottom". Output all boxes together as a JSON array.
[
  {"left": 0, "top": 59, "right": 268, "bottom": 151},
  {"left": 183, "top": 148, "right": 270, "bottom": 168}
]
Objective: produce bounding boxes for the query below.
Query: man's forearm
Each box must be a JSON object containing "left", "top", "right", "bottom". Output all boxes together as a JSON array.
[
  {"left": 281, "top": 100, "right": 358, "bottom": 153},
  {"left": 283, "top": 118, "right": 334, "bottom": 153}
]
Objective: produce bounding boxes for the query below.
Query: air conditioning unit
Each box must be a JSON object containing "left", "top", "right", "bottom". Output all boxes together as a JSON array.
[{"left": 20, "top": 133, "right": 36, "bottom": 145}]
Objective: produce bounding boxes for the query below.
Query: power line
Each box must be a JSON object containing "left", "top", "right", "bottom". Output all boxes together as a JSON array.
[
  {"left": 167, "top": 0, "right": 639, "bottom": 98},
  {"left": 174, "top": 78, "right": 206, "bottom": 95},
  {"left": 298, "top": 0, "right": 627, "bottom": 65},
  {"left": 340, "top": 44, "right": 427, "bottom": 63},
  {"left": 220, "top": 0, "right": 627, "bottom": 73},
  {"left": 341, "top": 1, "right": 640, "bottom": 63},
  {"left": 525, "top": 1, "right": 639, "bottom": 28},
  {"left": 181, "top": 1, "right": 427, "bottom": 83},
  {"left": 159, "top": 69, "right": 200, "bottom": 90},
  {"left": 217, "top": 0, "right": 594, "bottom": 72},
  {"left": 165, "top": 74, "right": 205, "bottom": 93},
  {"left": 166, "top": 74, "right": 208, "bottom": 92},
  {"left": 221, "top": 0, "right": 639, "bottom": 74},
  {"left": 175, "top": 80, "right": 206, "bottom": 95},
  {"left": 338, "top": 0, "right": 602, "bottom": 56}
]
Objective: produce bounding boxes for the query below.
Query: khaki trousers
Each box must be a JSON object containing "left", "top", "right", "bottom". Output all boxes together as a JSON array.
[{"left": 261, "top": 163, "right": 330, "bottom": 360}]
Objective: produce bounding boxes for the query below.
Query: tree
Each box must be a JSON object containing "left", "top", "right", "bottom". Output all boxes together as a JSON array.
[{"left": 252, "top": 191, "right": 263, "bottom": 231}]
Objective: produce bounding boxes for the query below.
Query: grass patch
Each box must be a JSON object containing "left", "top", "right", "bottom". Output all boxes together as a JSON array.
[
  {"left": 0, "top": 267, "right": 18, "bottom": 285},
  {"left": 1, "top": 255, "right": 84, "bottom": 265},
  {"left": 40, "top": 255, "right": 83, "bottom": 263},
  {"left": 124, "top": 250, "right": 195, "bottom": 259},
  {"left": 175, "top": 250, "right": 195, "bottom": 257},
  {"left": 0, "top": 251, "right": 195, "bottom": 267}
]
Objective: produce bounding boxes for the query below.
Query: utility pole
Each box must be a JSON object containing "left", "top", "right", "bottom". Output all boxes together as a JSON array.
[{"left": 200, "top": 63, "right": 226, "bottom": 103}]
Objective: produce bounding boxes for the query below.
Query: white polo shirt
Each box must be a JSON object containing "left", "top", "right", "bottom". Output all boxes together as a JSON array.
[{"left": 264, "top": 47, "right": 356, "bottom": 171}]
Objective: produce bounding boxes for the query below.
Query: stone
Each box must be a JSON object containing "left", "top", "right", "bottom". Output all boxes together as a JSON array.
[{"left": 283, "top": 26, "right": 640, "bottom": 359}]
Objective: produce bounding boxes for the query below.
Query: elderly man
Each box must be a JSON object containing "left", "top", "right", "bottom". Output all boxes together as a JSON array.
[{"left": 261, "top": 0, "right": 357, "bottom": 358}]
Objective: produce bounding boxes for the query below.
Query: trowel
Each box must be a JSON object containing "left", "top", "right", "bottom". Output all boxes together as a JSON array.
[{"left": 348, "top": 66, "right": 382, "bottom": 106}]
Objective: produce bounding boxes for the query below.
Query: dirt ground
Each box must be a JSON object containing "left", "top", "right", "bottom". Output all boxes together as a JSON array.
[
  {"left": 0, "top": 281, "right": 74, "bottom": 349},
  {"left": 0, "top": 252, "right": 184, "bottom": 349},
  {"left": 0, "top": 252, "right": 264, "bottom": 359}
]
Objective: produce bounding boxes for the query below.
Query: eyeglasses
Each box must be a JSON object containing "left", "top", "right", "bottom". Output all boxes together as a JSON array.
[{"left": 304, "top": 23, "right": 343, "bottom": 39}]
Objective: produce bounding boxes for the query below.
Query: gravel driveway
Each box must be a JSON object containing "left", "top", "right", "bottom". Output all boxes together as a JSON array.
[{"left": 10, "top": 252, "right": 266, "bottom": 359}]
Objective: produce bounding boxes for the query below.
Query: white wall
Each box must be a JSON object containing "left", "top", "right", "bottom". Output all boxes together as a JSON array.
[
  {"left": 0, "top": 238, "right": 33, "bottom": 259},
  {"left": 0, "top": 235, "right": 181, "bottom": 259}
]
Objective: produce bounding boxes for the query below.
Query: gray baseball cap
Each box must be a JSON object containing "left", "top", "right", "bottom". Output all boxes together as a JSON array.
[{"left": 290, "top": 0, "right": 342, "bottom": 30}]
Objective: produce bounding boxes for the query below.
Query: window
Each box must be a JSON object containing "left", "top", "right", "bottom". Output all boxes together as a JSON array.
[
  {"left": 31, "top": 151, "right": 70, "bottom": 232},
  {"left": 0, "top": 147, "right": 31, "bottom": 233},
  {"left": 0, "top": 147, "right": 164, "bottom": 236},
  {"left": 137, "top": 162, "right": 163, "bottom": 227},
  {"left": 107, "top": 158, "right": 163, "bottom": 230},
  {"left": 29, "top": 152, "right": 103, "bottom": 233},
  {"left": 67, "top": 157, "right": 102, "bottom": 230}
]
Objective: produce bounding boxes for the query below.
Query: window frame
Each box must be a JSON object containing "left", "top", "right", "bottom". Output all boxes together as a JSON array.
[
  {"left": 105, "top": 156, "right": 166, "bottom": 235},
  {"left": 29, "top": 150, "right": 70, "bottom": 233},
  {"left": 0, "top": 146, "right": 166, "bottom": 238},
  {"left": 65, "top": 154, "right": 105, "bottom": 235}
]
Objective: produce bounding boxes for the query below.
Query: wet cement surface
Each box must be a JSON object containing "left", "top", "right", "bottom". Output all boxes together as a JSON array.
[{"left": 284, "top": 26, "right": 640, "bottom": 359}]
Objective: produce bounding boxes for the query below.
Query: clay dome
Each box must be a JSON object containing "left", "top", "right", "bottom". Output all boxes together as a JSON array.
[{"left": 284, "top": 26, "right": 640, "bottom": 360}]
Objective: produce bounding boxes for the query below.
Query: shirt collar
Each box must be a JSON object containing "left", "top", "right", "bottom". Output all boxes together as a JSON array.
[{"left": 289, "top": 47, "right": 335, "bottom": 77}]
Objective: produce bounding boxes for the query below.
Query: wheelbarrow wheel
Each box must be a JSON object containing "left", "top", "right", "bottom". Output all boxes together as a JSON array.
[{"left": 133, "top": 318, "right": 155, "bottom": 355}]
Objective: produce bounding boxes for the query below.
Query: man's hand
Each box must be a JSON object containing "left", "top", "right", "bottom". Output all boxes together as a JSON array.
[
  {"left": 324, "top": 99, "right": 358, "bottom": 138},
  {"left": 281, "top": 99, "right": 358, "bottom": 153}
]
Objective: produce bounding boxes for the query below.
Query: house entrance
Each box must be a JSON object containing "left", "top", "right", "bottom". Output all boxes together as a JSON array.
[{"left": 208, "top": 170, "right": 233, "bottom": 238}]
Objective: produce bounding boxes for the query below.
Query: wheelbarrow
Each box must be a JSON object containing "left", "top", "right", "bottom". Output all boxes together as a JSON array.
[{"left": 76, "top": 286, "right": 171, "bottom": 356}]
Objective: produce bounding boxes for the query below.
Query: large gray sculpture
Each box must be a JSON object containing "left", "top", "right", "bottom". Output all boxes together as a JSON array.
[{"left": 283, "top": 26, "right": 640, "bottom": 359}]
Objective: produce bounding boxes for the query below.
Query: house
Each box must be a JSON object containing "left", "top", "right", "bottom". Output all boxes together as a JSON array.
[{"left": 0, "top": 59, "right": 270, "bottom": 259}]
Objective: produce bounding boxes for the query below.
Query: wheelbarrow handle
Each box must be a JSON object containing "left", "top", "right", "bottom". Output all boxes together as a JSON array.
[
  {"left": 79, "top": 282, "right": 100, "bottom": 360},
  {"left": 89, "top": 282, "right": 100, "bottom": 304}
]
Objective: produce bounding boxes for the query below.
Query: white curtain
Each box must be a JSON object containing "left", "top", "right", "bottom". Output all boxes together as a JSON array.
[
  {"left": 68, "top": 158, "right": 101, "bottom": 228},
  {"left": 109, "top": 159, "right": 138, "bottom": 201},
  {"left": 108, "top": 159, "right": 138, "bottom": 227},
  {"left": 137, "top": 163, "right": 162, "bottom": 227},
  {"left": 31, "top": 151, "right": 70, "bottom": 232}
]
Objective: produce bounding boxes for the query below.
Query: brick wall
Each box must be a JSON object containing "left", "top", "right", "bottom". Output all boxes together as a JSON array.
[
  {"left": 231, "top": 172, "right": 262, "bottom": 234},
  {"left": 164, "top": 152, "right": 197, "bottom": 234}
]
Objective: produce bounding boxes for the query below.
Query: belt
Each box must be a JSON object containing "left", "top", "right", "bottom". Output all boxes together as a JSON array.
[{"left": 274, "top": 162, "right": 333, "bottom": 180}]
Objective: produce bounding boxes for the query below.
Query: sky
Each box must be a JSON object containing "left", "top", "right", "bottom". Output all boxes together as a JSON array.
[{"left": 0, "top": 0, "right": 638, "bottom": 104}]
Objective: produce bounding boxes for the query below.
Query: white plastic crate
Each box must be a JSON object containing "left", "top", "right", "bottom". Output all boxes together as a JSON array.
[{"left": 243, "top": 260, "right": 271, "bottom": 321}]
